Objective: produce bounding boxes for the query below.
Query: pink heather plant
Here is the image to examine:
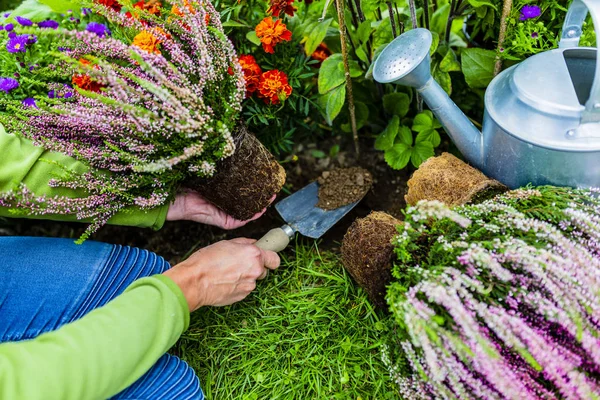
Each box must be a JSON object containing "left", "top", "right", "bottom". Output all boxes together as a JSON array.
[
  {"left": 0, "top": 1, "right": 245, "bottom": 242},
  {"left": 385, "top": 187, "right": 600, "bottom": 399}
]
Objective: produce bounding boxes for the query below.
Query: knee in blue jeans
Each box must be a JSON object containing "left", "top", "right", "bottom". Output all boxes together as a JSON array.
[{"left": 111, "top": 354, "right": 203, "bottom": 400}]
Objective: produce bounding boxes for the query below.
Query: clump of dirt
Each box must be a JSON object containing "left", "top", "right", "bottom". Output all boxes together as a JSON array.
[
  {"left": 341, "top": 211, "right": 402, "bottom": 309},
  {"left": 316, "top": 167, "right": 373, "bottom": 210},
  {"left": 185, "top": 125, "right": 286, "bottom": 221},
  {"left": 405, "top": 152, "right": 507, "bottom": 207}
]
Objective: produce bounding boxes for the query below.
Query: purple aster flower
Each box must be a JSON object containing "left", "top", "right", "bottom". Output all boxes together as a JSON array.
[
  {"left": 82, "top": 8, "right": 92, "bottom": 16},
  {"left": 26, "top": 34, "right": 37, "bottom": 45},
  {"left": 5, "top": 23, "right": 13, "bottom": 32},
  {"left": 22, "top": 97, "right": 37, "bottom": 108},
  {"left": 0, "top": 25, "right": 4, "bottom": 30},
  {"left": 85, "top": 22, "right": 111, "bottom": 38},
  {"left": 38, "top": 20, "right": 59, "bottom": 29},
  {"left": 48, "top": 89, "right": 56, "bottom": 99},
  {"left": 57, "top": 47, "right": 71, "bottom": 52},
  {"left": 3, "top": 13, "right": 10, "bottom": 18},
  {"left": 8, "top": 32, "right": 16, "bottom": 39},
  {"left": 531, "top": 32, "right": 539, "bottom": 38},
  {"left": 13, "top": 72, "right": 19, "bottom": 78},
  {"left": 6, "top": 34, "right": 28, "bottom": 53},
  {"left": 520, "top": 5, "right": 541, "bottom": 21},
  {"left": 15, "top": 16, "right": 33, "bottom": 26},
  {"left": 0, "top": 77, "right": 19, "bottom": 93}
]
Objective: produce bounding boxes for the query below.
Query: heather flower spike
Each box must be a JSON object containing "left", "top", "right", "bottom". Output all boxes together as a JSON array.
[
  {"left": 386, "top": 187, "right": 600, "bottom": 399},
  {"left": 0, "top": 0, "right": 245, "bottom": 242}
]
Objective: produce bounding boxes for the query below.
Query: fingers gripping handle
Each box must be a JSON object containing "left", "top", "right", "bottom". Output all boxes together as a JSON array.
[{"left": 255, "top": 226, "right": 294, "bottom": 252}]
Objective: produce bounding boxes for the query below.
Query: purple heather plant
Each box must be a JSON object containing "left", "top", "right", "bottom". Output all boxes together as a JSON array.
[
  {"left": 385, "top": 187, "right": 600, "bottom": 399},
  {"left": 520, "top": 5, "right": 542, "bottom": 21},
  {"left": 0, "top": 0, "right": 245, "bottom": 242}
]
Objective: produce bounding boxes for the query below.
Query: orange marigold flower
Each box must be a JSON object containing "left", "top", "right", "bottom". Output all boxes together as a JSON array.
[
  {"left": 72, "top": 58, "right": 104, "bottom": 92},
  {"left": 238, "top": 54, "right": 262, "bottom": 96},
  {"left": 96, "top": 0, "right": 122, "bottom": 12},
  {"left": 311, "top": 42, "right": 331, "bottom": 64},
  {"left": 258, "top": 70, "right": 292, "bottom": 105},
  {"left": 267, "top": 0, "right": 296, "bottom": 17},
  {"left": 255, "top": 17, "right": 292, "bottom": 54},
  {"left": 131, "top": 0, "right": 162, "bottom": 16},
  {"left": 132, "top": 30, "right": 162, "bottom": 54},
  {"left": 171, "top": 1, "right": 210, "bottom": 26}
]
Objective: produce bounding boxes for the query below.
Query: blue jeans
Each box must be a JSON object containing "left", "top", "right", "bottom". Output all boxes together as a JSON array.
[{"left": 0, "top": 237, "right": 203, "bottom": 400}]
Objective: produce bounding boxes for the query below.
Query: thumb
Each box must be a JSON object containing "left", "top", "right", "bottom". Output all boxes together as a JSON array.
[{"left": 259, "top": 248, "right": 281, "bottom": 270}]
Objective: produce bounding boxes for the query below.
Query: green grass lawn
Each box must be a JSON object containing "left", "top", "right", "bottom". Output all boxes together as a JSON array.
[{"left": 176, "top": 243, "right": 400, "bottom": 399}]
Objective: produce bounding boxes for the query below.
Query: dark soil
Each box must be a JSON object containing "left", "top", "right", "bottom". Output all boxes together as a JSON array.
[
  {"left": 1, "top": 137, "right": 411, "bottom": 264},
  {"left": 316, "top": 167, "right": 373, "bottom": 210},
  {"left": 185, "top": 126, "right": 286, "bottom": 221},
  {"left": 341, "top": 211, "right": 402, "bottom": 309}
]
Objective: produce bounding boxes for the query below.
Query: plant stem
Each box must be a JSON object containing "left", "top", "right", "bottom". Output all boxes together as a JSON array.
[
  {"left": 408, "top": 0, "right": 418, "bottom": 29},
  {"left": 445, "top": 0, "right": 456, "bottom": 43},
  {"left": 423, "top": 0, "right": 430, "bottom": 30},
  {"left": 336, "top": 0, "right": 360, "bottom": 155},
  {"left": 494, "top": 0, "right": 513, "bottom": 76},
  {"left": 387, "top": 1, "right": 398, "bottom": 37}
]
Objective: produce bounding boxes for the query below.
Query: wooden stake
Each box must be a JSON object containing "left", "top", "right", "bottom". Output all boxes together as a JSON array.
[
  {"left": 335, "top": 0, "right": 360, "bottom": 155},
  {"left": 494, "top": 0, "right": 513, "bottom": 76}
]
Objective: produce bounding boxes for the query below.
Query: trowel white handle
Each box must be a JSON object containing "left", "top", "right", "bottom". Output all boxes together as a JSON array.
[{"left": 255, "top": 225, "right": 295, "bottom": 252}]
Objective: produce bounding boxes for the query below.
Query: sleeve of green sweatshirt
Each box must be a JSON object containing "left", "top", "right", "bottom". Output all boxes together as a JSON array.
[
  {"left": 0, "top": 274, "right": 190, "bottom": 400},
  {"left": 0, "top": 124, "right": 170, "bottom": 229}
]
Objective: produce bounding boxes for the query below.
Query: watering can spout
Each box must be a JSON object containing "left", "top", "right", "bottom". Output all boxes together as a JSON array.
[
  {"left": 372, "top": 28, "right": 483, "bottom": 169},
  {"left": 418, "top": 78, "right": 484, "bottom": 169}
]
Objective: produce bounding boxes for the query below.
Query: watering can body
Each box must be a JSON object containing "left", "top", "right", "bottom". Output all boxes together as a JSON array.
[{"left": 373, "top": 0, "right": 600, "bottom": 189}]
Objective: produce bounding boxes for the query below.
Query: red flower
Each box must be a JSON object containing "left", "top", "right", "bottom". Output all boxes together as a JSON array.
[
  {"left": 311, "top": 43, "right": 331, "bottom": 64},
  {"left": 267, "top": 0, "right": 296, "bottom": 17},
  {"left": 258, "top": 70, "right": 292, "bottom": 105},
  {"left": 238, "top": 54, "right": 263, "bottom": 96},
  {"left": 96, "top": 0, "right": 122, "bottom": 12},
  {"left": 72, "top": 58, "right": 104, "bottom": 92},
  {"left": 255, "top": 17, "right": 292, "bottom": 54}
]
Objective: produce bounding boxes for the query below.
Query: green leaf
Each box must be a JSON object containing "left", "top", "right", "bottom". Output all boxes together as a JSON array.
[
  {"left": 430, "top": 31, "right": 440, "bottom": 56},
  {"left": 318, "top": 54, "right": 344, "bottom": 94},
  {"left": 431, "top": 4, "right": 450, "bottom": 36},
  {"left": 468, "top": 0, "right": 498, "bottom": 10},
  {"left": 318, "top": 85, "right": 346, "bottom": 125},
  {"left": 222, "top": 20, "right": 250, "bottom": 28},
  {"left": 434, "top": 69, "right": 452, "bottom": 95},
  {"left": 398, "top": 125, "right": 413, "bottom": 146},
  {"left": 461, "top": 48, "right": 496, "bottom": 89},
  {"left": 349, "top": 60, "right": 363, "bottom": 78},
  {"left": 412, "top": 111, "right": 434, "bottom": 132},
  {"left": 439, "top": 49, "right": 461, "bottom": 72},
  {"left": 304, "top": 18, "right": 333, "bottom": 57},
  {"left": 416, "top": 129, "right": 441, "bottom": 147},
  {"left": 246, "top": 30, "right": 261, "bottom": 46},
  {"left": 385, "top": 143, "right": 412, "bottom": 170},
  {"left": 357, "top": 20, "right": 375, "bottom": 44},
  {"left": 383, "top": 92, "right": 410, "bottom": 117},
  {"left": 375, "top": 115, "right": 399, "bottom": 151},
  {"left": 37, "top": 0, "right": 78, "bottom": 13},
  {"left": 356, "top": 44, "right": 369, "bottom": 63},
  {"left": 411, "top": 141, "right": 435, "bottom": 168}
]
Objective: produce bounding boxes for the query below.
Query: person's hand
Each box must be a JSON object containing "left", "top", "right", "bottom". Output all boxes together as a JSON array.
[
  {"left": 162, "top": 239, "right": 280, "bottom": 312},
  {"left": 166, "top": 190, "right": 273, "bottom": 230}
]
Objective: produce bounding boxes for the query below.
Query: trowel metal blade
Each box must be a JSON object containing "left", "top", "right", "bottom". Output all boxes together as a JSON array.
[{"left": 275, "top": 181, "right": 360, "bottom": 239}]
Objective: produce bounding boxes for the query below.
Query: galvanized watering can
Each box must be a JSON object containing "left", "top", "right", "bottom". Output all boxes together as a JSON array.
[{"left": 373, "top": 0, "right": 600, "bottom": 189}]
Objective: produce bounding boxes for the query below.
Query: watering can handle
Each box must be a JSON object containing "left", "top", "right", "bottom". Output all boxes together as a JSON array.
[{"left": 560, "top": 0, "right": 600, "bottom": 132}]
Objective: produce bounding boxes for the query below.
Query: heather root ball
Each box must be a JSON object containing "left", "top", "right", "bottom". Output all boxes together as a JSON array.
[
  {"left": 341, "top": 211, "right": 402, "bottom": 308},
  {"left": 405, "top": 152, "right": 507, "bottom": 206}
]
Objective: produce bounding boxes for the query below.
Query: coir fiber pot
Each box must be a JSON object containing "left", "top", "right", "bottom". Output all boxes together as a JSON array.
[{"left": 185, "top": 124, "right": 286, "bottom": 221}]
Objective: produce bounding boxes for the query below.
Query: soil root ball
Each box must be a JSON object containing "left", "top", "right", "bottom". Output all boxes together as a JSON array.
[
  {"left": 185, "top": 125, "right": 286, "bottom": 221},
  {"left": 341, "top": 211, "right": 402, "bottom": 309},
  {"left": 405, "top": 152, "right": 507, "bottom": 206}
]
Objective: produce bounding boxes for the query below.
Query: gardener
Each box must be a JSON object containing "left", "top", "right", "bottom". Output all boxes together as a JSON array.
[{"left": 0, "top": 127, "right": 280, "bottom": 399}]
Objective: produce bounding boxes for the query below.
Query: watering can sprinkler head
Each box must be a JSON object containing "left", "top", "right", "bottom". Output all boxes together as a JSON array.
[
  {"left": 373, "top": 28, "right": 484, "bottom": 169},
  {"left": 372, "top": 28, "right": 434, "bottom": 89}
]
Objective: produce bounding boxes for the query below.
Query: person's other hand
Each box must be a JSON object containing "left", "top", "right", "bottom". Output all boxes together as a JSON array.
[
  {"left": 166, "top": 190, "right": 274, "bottom": 230},
  {"left": 162, "top": 239, "right": 280, "bottom": 312}
]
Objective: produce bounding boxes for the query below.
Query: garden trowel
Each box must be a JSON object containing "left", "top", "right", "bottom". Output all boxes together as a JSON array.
[{"left": 255, "top": 181, "right": 363, "bottom": 252}]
